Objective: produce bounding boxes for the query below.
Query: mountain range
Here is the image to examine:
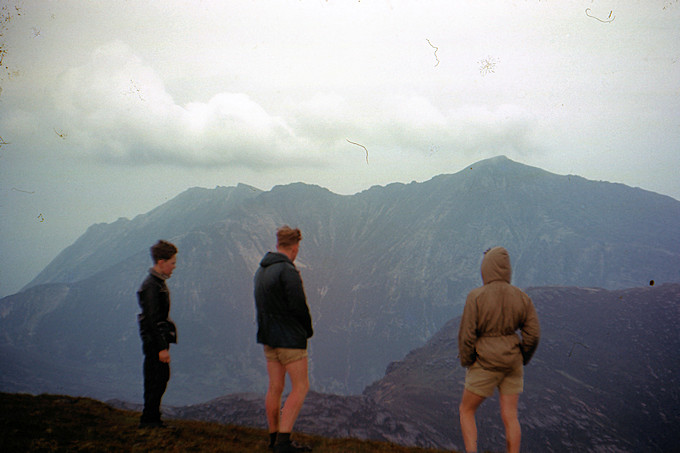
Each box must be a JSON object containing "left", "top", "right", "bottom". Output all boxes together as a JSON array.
[{"left": 1, "top": 155, "right": 679, "bottom": 407}]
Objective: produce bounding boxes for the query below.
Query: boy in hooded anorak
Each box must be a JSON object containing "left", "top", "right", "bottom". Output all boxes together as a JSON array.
[{"left": 458, "top": 246, "right": 540, "bottom": 453}]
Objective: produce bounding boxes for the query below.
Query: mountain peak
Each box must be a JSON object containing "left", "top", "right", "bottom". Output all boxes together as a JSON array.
[
  {"left": 465, "top": 155, "right": 538, "bottom": 172},
  {"left": 482, "top": 154, "right": 511, "bottom": 163},
  {"left": 450, "top": 156, "right": 559, "bottom": 190},
  {"left": 235, "top": 183, "right": 263, "bottom": 193}
]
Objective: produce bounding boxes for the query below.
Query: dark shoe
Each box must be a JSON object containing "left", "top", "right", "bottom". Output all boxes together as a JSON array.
[
  {"left": 139, "top": 420, "right": 176, "bottom": 430},
  {"left": 274, "top": 440, "right": 312, "bottom": 452},
  {"left": 139, "top": 420, "right": 164, "bottom": 429}
]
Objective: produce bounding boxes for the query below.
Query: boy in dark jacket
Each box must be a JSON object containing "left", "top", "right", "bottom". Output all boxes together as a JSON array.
[
  {"left": 137, "top": 240, "right": 178, "bottom": 428},
  {"left": 255, "top": 226, "right": 313, "bottom": 453}
]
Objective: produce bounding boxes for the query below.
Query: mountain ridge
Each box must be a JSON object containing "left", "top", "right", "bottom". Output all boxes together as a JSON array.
[
  {"left": 2, "top": 155, "right": 679, "bottom": 403},
  {"left": 23, "top": 183, "right": 264, "bottom": 289}
]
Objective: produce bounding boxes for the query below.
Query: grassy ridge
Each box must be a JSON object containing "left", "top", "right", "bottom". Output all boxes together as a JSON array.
[{"left": 0, "top": 393, "right": 452, "bottom": 452}]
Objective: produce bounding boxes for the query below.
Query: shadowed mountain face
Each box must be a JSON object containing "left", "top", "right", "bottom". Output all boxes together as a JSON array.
[
  {"left": 363, "top": 283, "right": 680, "bottom": 452},
  {"left": 1, "top": 156, "right": 679, "bottom": 405},
  {"left": 110, "top": 284, "right": 680, "bottom": 452},
  {"left": 108, "top": 284, "right": 680, "bottom": 452}
]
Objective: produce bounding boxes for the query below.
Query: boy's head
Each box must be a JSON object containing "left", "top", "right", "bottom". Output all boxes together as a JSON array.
[
  {"left": 276, "top": 226, "right": 302, "bottom": 261},
  {"left": 276, "top": 226, "right": 302, "bottom": 248},
  {"left": 151, "top": 240, "right": 178, "bottom": 263},
  {"left": 150, "top": 240, "right": 178, "bottom": 278}
]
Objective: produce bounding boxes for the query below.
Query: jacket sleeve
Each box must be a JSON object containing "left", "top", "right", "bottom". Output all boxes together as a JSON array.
[
  {"left": 519, "top": 294, "right": 540, "bottom": 365},
  {"left": 458, "top": 292, "right": 478, "bottom": 368},
  {"left": 281, "top": 264, "right": 313, "bottom": 339},
  {"left": 138, "top": 283, "right": 170, "bottom": 352}
]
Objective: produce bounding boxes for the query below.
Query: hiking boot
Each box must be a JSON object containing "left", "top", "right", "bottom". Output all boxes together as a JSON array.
[
  {"left": 139, "top": 420, "right": 176, "bottom": 430},
  {"left": 138, "top": 420, "right": 164, "bottom": 429},
  {"left": 274, "top": 440, "right": 312, "bottom": 452}
]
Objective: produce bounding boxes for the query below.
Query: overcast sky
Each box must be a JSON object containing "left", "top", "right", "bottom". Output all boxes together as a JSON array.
[{"left": 1, "top": 0, "right": 679, "bottom": 297}]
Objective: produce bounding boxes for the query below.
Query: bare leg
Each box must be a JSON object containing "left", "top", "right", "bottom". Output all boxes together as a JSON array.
[
  {"left": 279, "top": 357, "right": 309, "bottom": 433},
  {"left": 499, "top": 393, "right": 521, "bottom": 453},
  {"left": 459, "top": 389, "right": 485, "bottom": 453},
  {"left": 265, "top": 360, "right": 286, "bottom": 434}
]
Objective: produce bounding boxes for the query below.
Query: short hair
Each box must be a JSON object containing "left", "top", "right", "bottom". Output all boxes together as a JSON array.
[
  {"left": 150, "top": 240, "right": 178, "bottom": 263},
  {"left": 276, "top": 225, "right": 302, "bottom": 248}
]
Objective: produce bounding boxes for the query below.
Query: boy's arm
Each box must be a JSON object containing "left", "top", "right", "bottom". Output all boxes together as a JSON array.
[
  {"left": 458, "top": 293, "right": 478, "bottom": 367},
  {"left": 282, "top": 265, "right": 313, "bottom": 338},
  {"left": 138, "top": 284, "right": 170, "bottom": 353},
  {"left": 520, "top": 295, "right": 540, "bottom": 365}
]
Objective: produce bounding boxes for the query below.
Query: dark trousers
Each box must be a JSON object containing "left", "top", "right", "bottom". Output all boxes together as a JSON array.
[{"left": 141, "top": 352, "right": 170, "bottom": 423}]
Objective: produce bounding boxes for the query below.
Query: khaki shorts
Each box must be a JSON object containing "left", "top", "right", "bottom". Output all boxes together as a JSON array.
[
  {"left": 263, "top": 345, "right": 307, "bottom": 366},
  {"left": 465, "top": 361, "right": 524, "bottom": 397}
]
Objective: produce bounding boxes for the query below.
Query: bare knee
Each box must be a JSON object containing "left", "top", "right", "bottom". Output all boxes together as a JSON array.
[
  {"left": 501, "top": 409, "right": 518, "bottom": 428},
  {"left": 293, "top": 376, "right": 309, "bottom": 396},
  {"left": 500, "top": 403, "right": 516, "bottom": 418},
  {"left": 268, "top": 380, "right": 285, "bottom": 397},
  {"left": 285, "top": 357, "right": 309, "bottom": 397},
  {"left": 499, "top": 394, "right": 520, "bottom": 425},
  {"left": 460, "top": 389, "right": 485, "bottom": 417}
]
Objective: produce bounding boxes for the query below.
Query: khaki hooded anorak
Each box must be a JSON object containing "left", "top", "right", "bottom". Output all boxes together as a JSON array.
[{"left": 458, "top": 247, "right": 540, "bottom": 372}]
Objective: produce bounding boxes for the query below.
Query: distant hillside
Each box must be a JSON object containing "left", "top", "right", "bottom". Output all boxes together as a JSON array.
[
  {"left": 110, "top": 284, "right": 680, "bottom": 452},
  {"left": 1, "top": 156, "right": 679, "bottom": 405},
  {"left": 364, "top": 283, "right": 680, "bottom": 452},
  {"left": 24, "top": 183, "right": 264, "bottom": 289},
  {"left": 0, "top": 393, "right": 449, "bottom": 453}
]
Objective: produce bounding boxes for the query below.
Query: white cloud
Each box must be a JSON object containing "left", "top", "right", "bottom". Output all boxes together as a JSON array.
[
  {"left": 30, "top": 40, "right": 540, "bottom": 171},
  {"left": 36, "top": 41, "right": 326, "bottom": 168}
]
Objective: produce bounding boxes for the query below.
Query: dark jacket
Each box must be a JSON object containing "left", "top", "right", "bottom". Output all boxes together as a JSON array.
[
  {"left": 137, "top": 269, "right": 177, "bottom": 355},
  {"left": 254, "top": 252, "right": 313, "bottom": 349},
  {"left": 458, "top": 247, "right": 540, "bottom": 371}
]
